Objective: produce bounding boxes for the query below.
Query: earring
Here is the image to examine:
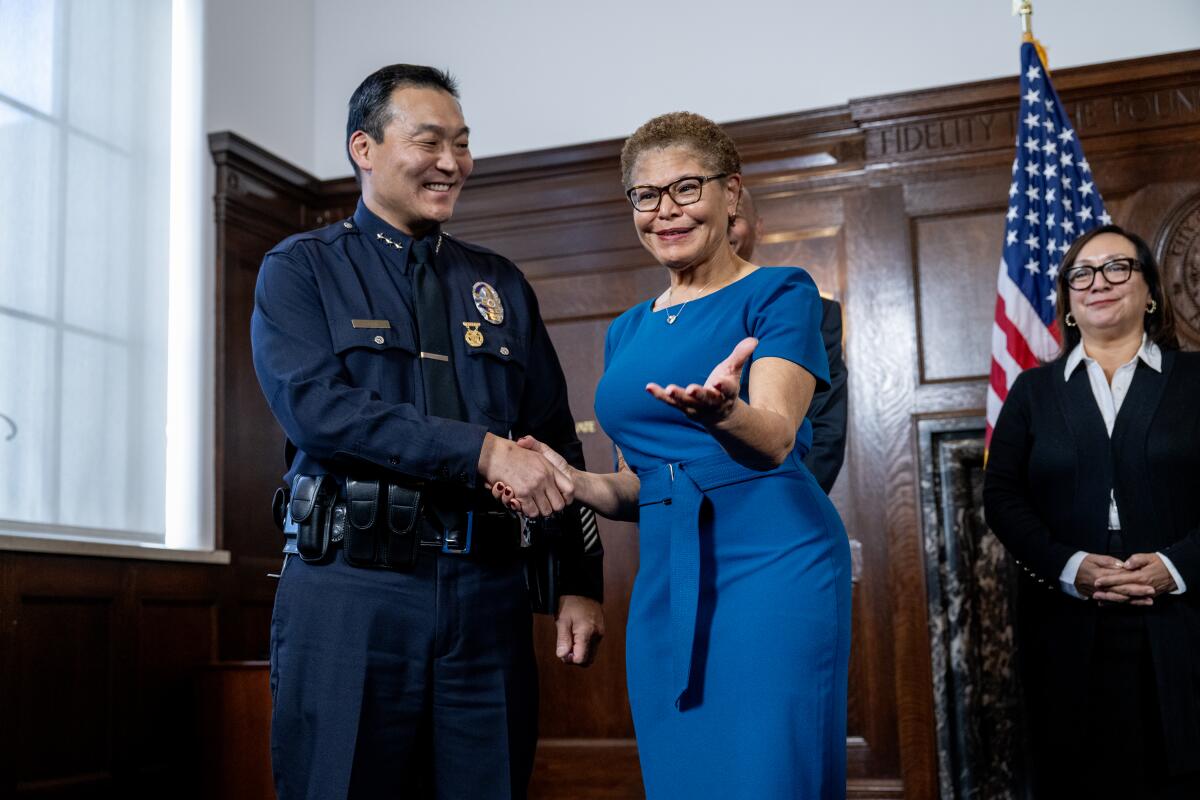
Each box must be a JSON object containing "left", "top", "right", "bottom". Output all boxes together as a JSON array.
[
  {"left": 1146, "top": 298, "right": 1158, "bottom": 314},
  {"left": 1065, "top": 312, "right": 1077, "bottom": 327}
]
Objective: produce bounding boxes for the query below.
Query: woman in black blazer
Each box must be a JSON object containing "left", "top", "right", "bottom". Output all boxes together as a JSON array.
[{"left": 984, "top": 225, "right": 1200, "bottom": 798}]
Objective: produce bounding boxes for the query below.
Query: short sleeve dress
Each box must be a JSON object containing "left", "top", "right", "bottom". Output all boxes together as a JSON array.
[{"left": 595, "top": 266, "right": 852, "bottom": 799}]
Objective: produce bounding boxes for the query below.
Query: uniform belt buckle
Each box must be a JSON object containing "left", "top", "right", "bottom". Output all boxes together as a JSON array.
[{"left": 441, "top": 511, "right": 473, "bottom": 555}]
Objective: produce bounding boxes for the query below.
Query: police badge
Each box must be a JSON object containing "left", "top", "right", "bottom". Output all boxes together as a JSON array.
[{"left": 472, "top": 282, "right": 505, "bottom": 324}]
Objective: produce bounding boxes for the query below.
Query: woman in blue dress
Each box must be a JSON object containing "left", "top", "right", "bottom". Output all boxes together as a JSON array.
[{"left": 498, "top": 112, "right": 851, "bottom": 798}]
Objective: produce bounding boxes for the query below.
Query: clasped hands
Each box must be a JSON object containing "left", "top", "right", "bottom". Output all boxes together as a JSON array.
[
  {"left": 485, "top": 336, "right": 758, "bottom": 518},
  {"left": 1074, "top": 552, "right": 1178, "bottom": 606}
]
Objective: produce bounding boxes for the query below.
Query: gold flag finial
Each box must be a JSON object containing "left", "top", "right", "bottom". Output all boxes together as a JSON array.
[
  {"left": 1015, "top": 0, "right": 1034, "bottom": 38},
  {"left": 1013, "top": 0, "right": 1049, "bottom": 71}
]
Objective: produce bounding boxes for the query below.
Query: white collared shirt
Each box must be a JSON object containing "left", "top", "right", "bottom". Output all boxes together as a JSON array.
[{"left": 1058, "top": 334, "right": 1186, "bottom": 598}]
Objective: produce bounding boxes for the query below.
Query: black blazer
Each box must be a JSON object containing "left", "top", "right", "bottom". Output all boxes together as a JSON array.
[
  {"left": 984, "top": 349, "right": 1200, "bottom": 774},
  {"left": 803, "top": 298, "right": 847, "bottom": 493}
]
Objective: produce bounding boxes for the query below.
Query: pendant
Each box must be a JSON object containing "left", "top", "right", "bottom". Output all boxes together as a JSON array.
[{"left": 666, "top": 314, "right": 677, "bottom": 324}]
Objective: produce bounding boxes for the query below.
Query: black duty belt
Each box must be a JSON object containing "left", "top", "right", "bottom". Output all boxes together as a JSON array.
[{"left": 281, "top": 474, "right": 523, "bottom": 570}]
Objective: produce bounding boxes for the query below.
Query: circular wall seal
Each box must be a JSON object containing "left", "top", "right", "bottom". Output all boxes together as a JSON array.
[{"left": 1157, "top": 194, "right": 1200, "bottom": 350}]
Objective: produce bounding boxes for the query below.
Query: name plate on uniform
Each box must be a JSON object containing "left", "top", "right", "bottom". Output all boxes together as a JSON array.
[{"left": 351, "top": 319, "right": 391, "bottom": 329}]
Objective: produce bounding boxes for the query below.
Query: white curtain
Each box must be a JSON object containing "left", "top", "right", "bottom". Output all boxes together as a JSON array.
[{"left": 1, "top": 0, "right": 179, "bottom": 545}]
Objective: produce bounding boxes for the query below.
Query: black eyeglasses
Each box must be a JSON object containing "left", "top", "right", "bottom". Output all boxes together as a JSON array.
[
  {"left": 625, "top": 174, "right": 727, "bottom": 212},
  {"left": 1064, "top": 257, "right": 1142, "bottom": 291}
]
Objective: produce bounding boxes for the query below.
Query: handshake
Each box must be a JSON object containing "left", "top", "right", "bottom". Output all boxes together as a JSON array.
[{"left": 477, "top": 432, "right": 576, "bottom": 518}]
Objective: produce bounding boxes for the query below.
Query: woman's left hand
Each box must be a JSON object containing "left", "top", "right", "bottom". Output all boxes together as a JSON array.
[
  {"left": 646, "top": 337, "right": 758, "bottom": 427},
  {"left": 1093, "top": 552, "right": 1178, "bottom": 603}
]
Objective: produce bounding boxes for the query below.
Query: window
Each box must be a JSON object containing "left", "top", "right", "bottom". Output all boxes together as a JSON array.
[{"left": 1, "top": 0, "right": 206, "bottom": 551}]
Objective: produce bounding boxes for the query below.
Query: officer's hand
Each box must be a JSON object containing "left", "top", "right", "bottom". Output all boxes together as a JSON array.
[
  {"left": 478, "top": 433, "right": 573, "bottom": 518},
  {"left": 555, "top": 595, "right": 604, "bottom": 667}
]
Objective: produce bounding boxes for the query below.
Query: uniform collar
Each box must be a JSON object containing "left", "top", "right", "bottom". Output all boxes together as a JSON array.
[
  {"left": 1064, "top": 332, "right": 1162, "bottom": 380},
  {"left": 352, "top": 198, "right": 443, "bottom": 254}
]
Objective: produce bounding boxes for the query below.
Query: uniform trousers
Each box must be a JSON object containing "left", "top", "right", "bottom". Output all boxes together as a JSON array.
[{"left": 269, "top": 547, "right": 538, "bottom": 800}]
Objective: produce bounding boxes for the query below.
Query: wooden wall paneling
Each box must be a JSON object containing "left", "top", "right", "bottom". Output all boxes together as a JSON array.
[
  {"left": 843, "top": 184, "right": 934, "bottom": 796},
  {"left": 11, "top": 558, "right": 121, "bottom": 797}
]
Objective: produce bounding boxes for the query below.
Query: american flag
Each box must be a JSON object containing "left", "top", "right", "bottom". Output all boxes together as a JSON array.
[{"left": 986, "top": 41, "right": 1111, "bottom": 447}]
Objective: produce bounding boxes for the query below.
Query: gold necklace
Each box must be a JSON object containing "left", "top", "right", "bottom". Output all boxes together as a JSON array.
[{"left": 665, "top": 279, "right": 713, "bottom": 325}]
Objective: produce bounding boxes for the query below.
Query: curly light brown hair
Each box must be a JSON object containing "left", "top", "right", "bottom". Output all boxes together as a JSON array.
[{"left": 619, "top": 111, "right": 741, "bottom": 188}]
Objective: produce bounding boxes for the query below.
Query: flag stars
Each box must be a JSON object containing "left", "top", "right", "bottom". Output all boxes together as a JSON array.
[
  {"left": 1025, "top": 209, "right": 1040, "bottom": 226},
  {"left": 1047, "top": 288, "right": 1058, "bottom": 305},
  {"left": 1079, "top": 206, "right": 1094, "bottom": 222},
  {"left": 1024, "top": 112, "right": 1041, "bottom": 129},
  {"left": 1061, "top": 217, "right": 1075, "bottom": 235},
  {"left": 1042, "top": 118, "right": 1056, "bottom": 132},
  {"left": 1024, "top": 88, "right": 1042, "bottom": 105},
  {"left": 1046, "top": 188, "right": 1057, "bottom": 204},
  {"left": 1007, "top": 229, "right": 1019, "bottom": 246},
  {"left": 1100, "top": 210, "right": 1112, "bottom": 225},
  {"left": 1058, "top": 128, "right": 1075, "bottom": 144},
  {"left": 1009, "top": 181, "right": 1019, "bottom": 197},
  {"left": 1026, "top": 185, "right": 1041, "bottom": 202},
  {"left": 1025, "top": 233, "right": 1041, "bottom": 251},
  {"left": 1025, "top": 162, "right": 1040, "bottom": 178},
  {"left": 1007, "top": 205, "right": 1019, "bottom": 222},
  {"left": 1025, "top": 258, "right": 1041, "bottom": 275},
  {"left": 1061, "top": 152, "right": 1074, "bottom": 167},
  {"left": 1027, "top": 64, "right": 1042, "bottom": 81},
  {"left": 1080, "top": 158, "right": 1091, "bottom": 173},
  {"left": 1024, "top": 138, "right": 1040, "bottom": 154},
  {"left": 1044, "top": 163, "right": 1058, "bottom": 179},
  {"left": 1080, "top": 180, "right": 1094, "bottom": 197},
  {"left": 1042, "top": 140, "right": 1058, "bottom": 156},
  {"left": 1058, "top": 241, "right": 1071, "bottom": 255},
  {"left": 1046, "top": 211, "right": 1056, "bottom": 228},
  {"left": 1048, "top": 263, "right": 1060, "bottom": 279}
]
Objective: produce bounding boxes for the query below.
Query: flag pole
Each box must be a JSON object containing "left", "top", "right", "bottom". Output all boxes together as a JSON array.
[{"left": 1017, "top": 0, "right": 1033, "bottom": 38}]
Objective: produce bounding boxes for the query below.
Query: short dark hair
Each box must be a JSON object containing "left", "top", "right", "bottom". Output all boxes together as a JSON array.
[
  {"left": 346, "top": 64, "right": 460, "bottom": 179},
  {"left": 1055, "top": 223, "right": 1178, "bottom": 354}
]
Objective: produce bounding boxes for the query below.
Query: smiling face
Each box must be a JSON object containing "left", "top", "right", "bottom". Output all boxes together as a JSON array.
[
  {"left": 628, "top": 146, "right": 740, "bottom": 272},
  {"left": 1067, "top": 232, "right": 1151, "bottom": 344},
  {"left": 350, "top": 86, "right": 473, "bottom": 235}
]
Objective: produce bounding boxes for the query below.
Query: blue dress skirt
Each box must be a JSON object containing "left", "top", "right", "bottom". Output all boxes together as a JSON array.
[{"left": 594, "top": 267, "right": 852, "bottom": 799}]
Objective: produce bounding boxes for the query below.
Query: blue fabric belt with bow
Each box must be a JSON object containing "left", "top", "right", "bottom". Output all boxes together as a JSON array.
[{"left": 636, "top": 449, "right": 803, "bottom": 708}]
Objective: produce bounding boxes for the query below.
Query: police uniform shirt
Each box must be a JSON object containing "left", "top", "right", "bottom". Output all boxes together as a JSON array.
[{"left": 250, "top": 198, "right": 601, "bottom": 598}]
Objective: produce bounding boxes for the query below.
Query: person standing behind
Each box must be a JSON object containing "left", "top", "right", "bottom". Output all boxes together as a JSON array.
[
  {"left": 729, "top": 187, "right": 848, "bottom": 492},
  {"left": 251, "top": 64, "right": 604, "bottom": 800}
]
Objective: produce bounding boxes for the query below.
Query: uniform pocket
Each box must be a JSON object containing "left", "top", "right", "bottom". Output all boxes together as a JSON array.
[
  {"left": 462, "top": 330, "right": 526, "bottom": 424},
  {"left": 330, "top": 322, "right": 418, "bottom": 395}
]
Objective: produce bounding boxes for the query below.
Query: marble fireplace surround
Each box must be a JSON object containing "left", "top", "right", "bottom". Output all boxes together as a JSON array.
[{"left": 918, "top": 416, "right": 1030, "bottom": 800}]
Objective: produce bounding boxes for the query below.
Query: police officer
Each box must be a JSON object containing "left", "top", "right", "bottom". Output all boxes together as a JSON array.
[{"left": 251, "top": 64, "right": 605, "bottom": 799}]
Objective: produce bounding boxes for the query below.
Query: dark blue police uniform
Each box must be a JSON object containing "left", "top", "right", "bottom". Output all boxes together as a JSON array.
[{"left": 251, "top": 199, "right": 602, "bottom": 799}]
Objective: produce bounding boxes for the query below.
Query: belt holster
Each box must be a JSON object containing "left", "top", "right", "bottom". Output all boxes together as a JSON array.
[
  {"left": 289, "top": 474, "right": 338, "bottom": 562},
  {"left": 343, "top": 478, "right": 421, "bottom": 569}
]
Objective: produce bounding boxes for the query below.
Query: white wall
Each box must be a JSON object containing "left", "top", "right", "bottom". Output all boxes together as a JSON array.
[
  {"left": 206, "top": 0, "right": 1200, "bottom": 179},
  {"left": 205, "top": 0, "right": 315, "bottom": 171}
]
